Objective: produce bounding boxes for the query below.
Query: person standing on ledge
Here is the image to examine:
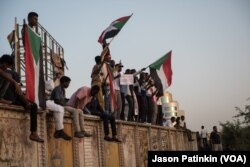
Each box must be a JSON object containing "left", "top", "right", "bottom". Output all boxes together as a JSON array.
[{"left": 210, "top": 126, "right": 222, "bottom": 151}]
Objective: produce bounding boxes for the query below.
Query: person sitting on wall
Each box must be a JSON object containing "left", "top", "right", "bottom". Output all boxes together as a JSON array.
[
  {"left": 45, "top": 72, "right": 72, "bottom": 141},
  {"left": 1, "top": 54, "right": 44, "bottom": 143},
  {"left": 67, "top": 85, "right": 121, "bottom": 143},
  {"left": 84, "top": 92, "right": 122, "bottom": 143},
  {"left": 0, "top": 54, "right": 22, "bottom": 104},
  {"left": 174, "top": 117, "right": 181, "bottom": 129},
  {"left": 3, "top": 63, "right": 22, "bottom": 104},
  {"left": 180, "top": 115, "right": 194, "bottom": 142},
  {"left": 50, "top": 76, "right": 91, "bottom": 138},
  {"left": 163, "top": 116, "right": 176, "bottom": 128}
]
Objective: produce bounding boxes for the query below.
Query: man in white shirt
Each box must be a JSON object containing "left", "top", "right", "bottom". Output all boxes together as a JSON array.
[
  {"left": 180, "top": 115, "right": 194, "bottom": 142},
  {"left": 163, "top": 117, "right": 176, "bottom": 128},
  {"left": 200, "top": 125, "right": 208, "bottom": 148}
]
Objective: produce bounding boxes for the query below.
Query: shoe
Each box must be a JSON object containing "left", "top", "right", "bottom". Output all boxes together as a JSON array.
[
  {"left": 81, "top": 131, "right": 92, "bottom": 137},
  {"left": 104, "top": 136, "right": 113, "bottom": 142},
  {"left": 120, "top": 114, "right": 125, "bottom": 120},
  {"left": 0, "top": 98, "right": 12, "bottom": 104},
  {"left": 54, "top": 130, "right": 72, "bottom": 140},
  {"left": 112, "top": 137, "right": 122, "bottom": 143},
  {"left": 74, "top": 131, "right": 85, "bottom": 138},
  {"left": 29, "top": 133, "right": 44, "bottom": 143}
]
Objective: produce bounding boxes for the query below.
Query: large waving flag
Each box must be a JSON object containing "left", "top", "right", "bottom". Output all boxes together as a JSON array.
[
  {"left": 98, "top": 14, "right": 132, "bottom": 44},
  {"left": 149, "top": 51, "right": 172, "bottom": 96},
  {"left": 23, "top": 25, "right": 46, "bottom": 108}
]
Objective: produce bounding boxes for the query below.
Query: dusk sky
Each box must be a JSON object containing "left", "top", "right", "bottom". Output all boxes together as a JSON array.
[{"left": 1, "top": 0, "right": 250, "bottom": 132}]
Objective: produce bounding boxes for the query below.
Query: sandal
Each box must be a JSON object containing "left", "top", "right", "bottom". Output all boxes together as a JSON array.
[{"left": 30, "top": 134, "right": 44, "bottom": 143}]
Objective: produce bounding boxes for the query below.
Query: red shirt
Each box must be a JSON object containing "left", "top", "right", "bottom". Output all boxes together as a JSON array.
[{"left": 67, "top": 86, "right": 93, "bottom": 109}]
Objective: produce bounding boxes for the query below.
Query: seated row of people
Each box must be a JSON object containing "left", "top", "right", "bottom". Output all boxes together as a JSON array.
[
  {"left": 0, "top": 54, "right": 121, "bottom": 143},
  {"left": 163, "top": 115, "right": 194, "bottom": 142},
  {"left": 46, "top": 74, "right": 121, "bottom": 142}
]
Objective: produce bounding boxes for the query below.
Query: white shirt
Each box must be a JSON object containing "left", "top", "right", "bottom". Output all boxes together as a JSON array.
[
  {"left": 113, "top": 71, "right": 120, "bottom": 91},
  {"left": 180, "top": 120, "right": 185, "bottom": 128},
  {"left": 45, "top": 80, "right": 54, "bottom": 91},
  {"left": 120, "top": 85, "right": 131, "bottom": 96},
  {"left": 200, "top": 129, "right": 207, "bottom": 138},
  {"left": 163, "top": 119, "right": 175, "bottom": 128}
]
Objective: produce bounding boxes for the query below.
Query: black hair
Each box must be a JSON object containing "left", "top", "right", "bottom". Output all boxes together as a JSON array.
[
  {"left": 95, "top": 56, "right": 101, "bottom": 64},
  {"left": 91, "top": 85, "right": 100, "bottom": 91},
  {"left": 125, "top": 69, "right": 130, "bottom": 74},
  {"left": 60, "top": 76, "right": 71, "bottom": 83},
  {"left": 0, "top": 54, "right": 14, "bottom": 65},
  {"left": 28, "top": 12, "right": 38, "bottom": 20}
]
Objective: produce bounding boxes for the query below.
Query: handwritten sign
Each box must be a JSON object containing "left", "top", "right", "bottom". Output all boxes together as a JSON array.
[{"left": 120, "top": 74, "right": 134, "bottom": 85}]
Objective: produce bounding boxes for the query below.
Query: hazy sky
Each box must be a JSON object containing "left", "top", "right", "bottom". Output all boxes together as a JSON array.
[{"left": 1, "top": 0, "right": 250, "bottom": 132}]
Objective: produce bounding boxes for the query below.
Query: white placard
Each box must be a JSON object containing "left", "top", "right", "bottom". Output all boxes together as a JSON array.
[{"left": 120, "top": 74, "right": 134, "bottom": 85}]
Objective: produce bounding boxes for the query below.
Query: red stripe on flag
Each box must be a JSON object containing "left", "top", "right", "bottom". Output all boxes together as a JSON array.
[
  {"left": 107, "top": 65, "right": 116, "bottom": 111},
  {"left": 162, "top": 52, "right": 172, "bottom": 86},
  {"left": 111, "top": 16, "right": 130, "bottom": 23},
  {"left": 24, "top": 26, "right": 35, "bottom": 101},
  {"left": 98, "top": 31, "right": 105, "bottom": 43}
]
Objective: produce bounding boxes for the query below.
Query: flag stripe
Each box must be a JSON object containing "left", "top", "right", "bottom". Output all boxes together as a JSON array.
[
  {"left": 100, "top": 30, "right": 119, "bottom": 42},
  {"left": 28, "top": 28, "right": 41, "bottom": 64},
  {"left": 150, "top": 68, "right": 164, "bottom": 96},
  {"left": 24, "top": 25, "right": 45, "bottom": 108},
  {"left": 106, "top": 64, "right": 116, "bottom": 112},
  {"left": 113, "top": 16, "right": 131, "bottom": 23},
  {"left": 24, "top": 27, "right": 36, "bottom": 101},
  {"left": 149, "top": 51, "right": 172, "bottom": 96},
  {"left": 162, "top": 53, "right": 172, "bottom": 86},
  {"left": 98, "top": 15, "right": 131, "bottom": 44}
]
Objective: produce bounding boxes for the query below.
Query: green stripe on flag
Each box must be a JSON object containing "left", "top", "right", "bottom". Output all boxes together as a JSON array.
[
  {"left": 149, "top": 53, "right": 169, "bottom": 70},
  {"left": 28, "top": 27, "right": 41, "bottom": 64}
]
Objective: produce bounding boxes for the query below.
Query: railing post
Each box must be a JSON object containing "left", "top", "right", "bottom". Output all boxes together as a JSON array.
[{"left": 44, "top": 32, "right": 48, "bottom": 81}]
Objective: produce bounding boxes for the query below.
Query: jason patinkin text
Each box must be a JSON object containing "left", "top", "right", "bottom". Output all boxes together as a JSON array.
[
  {"left": 148, "top": 151, "right": 249, "bottom": 167},
  {"left": 151, "top": 154, "right": 217, "bottom": 163}
]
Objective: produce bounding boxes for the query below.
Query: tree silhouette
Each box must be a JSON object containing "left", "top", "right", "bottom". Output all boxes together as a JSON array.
[
  {"left": 220, "top": 98, "right": 250, "bottom": 150},
  {"left": 234, "top": 98, "right": 250, "bottom": 124}
]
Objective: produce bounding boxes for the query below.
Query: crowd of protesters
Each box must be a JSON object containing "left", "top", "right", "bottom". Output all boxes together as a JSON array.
[{"left": 0, "top": 11, "right": 198, "bottom": 144}]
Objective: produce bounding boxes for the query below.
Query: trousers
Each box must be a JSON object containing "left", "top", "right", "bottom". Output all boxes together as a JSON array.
[{"left": 46, "top": 100, "right": 64, "bottom": 130}]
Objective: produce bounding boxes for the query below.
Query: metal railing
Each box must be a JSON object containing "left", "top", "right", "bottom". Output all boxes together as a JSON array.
[{"left": 13, "top": 18, "right": 65, "bottom": 89}]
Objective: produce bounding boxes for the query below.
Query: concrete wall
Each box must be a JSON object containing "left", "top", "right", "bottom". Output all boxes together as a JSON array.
[{"left": 0, "top": 104, "right": 197, "bottom": 167}]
